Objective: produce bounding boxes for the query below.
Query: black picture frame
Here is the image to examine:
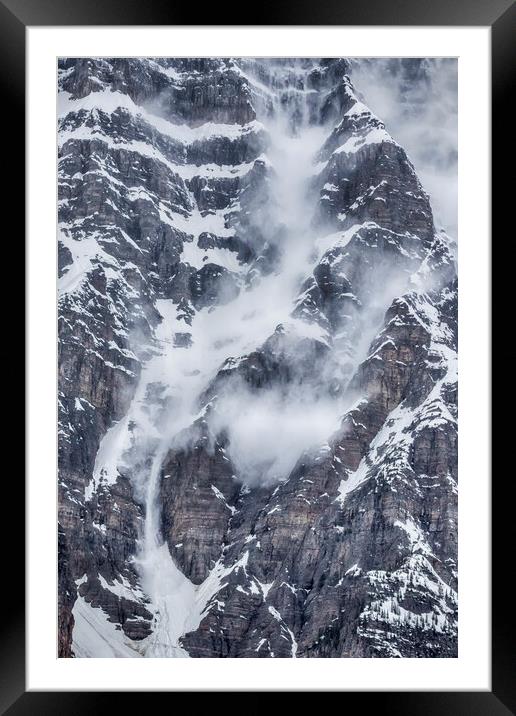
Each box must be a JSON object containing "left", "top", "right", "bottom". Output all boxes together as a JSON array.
[{"left": 5, "top": 0, "right": 514, "bottom": 711}]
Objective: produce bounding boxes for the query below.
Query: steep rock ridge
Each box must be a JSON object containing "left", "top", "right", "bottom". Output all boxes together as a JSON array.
[
  {"left": 177, "top": 279, "right": 457, "bottom": 658},
  {"left": 58, "top": 58, "right": 269, "bottom": 656},
  {"left": 58, "top": 57, "right": 457, "bottom": 658}
]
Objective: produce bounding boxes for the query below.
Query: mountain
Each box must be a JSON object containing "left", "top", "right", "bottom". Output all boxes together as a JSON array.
[{"left": 58, "top": 57, "right": 457, "bottom": 658}]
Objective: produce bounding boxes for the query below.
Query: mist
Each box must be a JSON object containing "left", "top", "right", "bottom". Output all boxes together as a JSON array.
[{"left": 209, "top": 383, "right": 345, "bottom": 486}]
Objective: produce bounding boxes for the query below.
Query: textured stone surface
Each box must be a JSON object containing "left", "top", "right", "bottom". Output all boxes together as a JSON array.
[{"left": 58, "top": 57, "right": 457, "bottom": 658}]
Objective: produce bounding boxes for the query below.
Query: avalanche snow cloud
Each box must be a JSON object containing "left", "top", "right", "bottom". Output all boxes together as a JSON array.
[{"left": 58, "top": 57, "right": 458, "bottom": 659}]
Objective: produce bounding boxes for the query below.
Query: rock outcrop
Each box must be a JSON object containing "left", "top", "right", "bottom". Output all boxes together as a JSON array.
[{"left": 58, "top": 57, "right": 457, "bottom": 658}]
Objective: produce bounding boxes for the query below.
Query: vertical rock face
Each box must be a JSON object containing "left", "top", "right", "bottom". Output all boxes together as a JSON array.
[{"left": 58, "top": 57, "right": 457, "bottom": 658}]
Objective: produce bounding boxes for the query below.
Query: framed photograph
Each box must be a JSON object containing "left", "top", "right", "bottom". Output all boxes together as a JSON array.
[{"left": 6, "top": 0, "right": 513, "bottom": 710}]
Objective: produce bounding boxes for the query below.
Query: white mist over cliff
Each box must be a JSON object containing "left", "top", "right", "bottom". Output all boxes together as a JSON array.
[
  {"left": 125, "top": 66, "right": 338, "bottom": 653},
  {"left": 349, "top": 58, "right": 458, "bottom": 238},
  {"left": 60, "top": 57, "right": 458, "bottom": 660}
]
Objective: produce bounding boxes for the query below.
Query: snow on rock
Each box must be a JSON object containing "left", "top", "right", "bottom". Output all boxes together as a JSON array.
[{"left": 59, "top": 57, "right": 457, "bottom": 660}]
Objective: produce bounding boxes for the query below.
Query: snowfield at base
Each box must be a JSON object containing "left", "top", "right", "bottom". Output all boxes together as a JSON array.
[{"left": 72, "top": 596, "right": 143, "bottom": 658}]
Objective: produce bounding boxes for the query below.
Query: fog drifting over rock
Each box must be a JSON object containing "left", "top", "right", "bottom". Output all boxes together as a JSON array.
[
  {"left": 348, "top": 58, "right": 458, "bottom": 239},
  {"left": 58, "top": 57, "right": 458, "bottom": 659}
]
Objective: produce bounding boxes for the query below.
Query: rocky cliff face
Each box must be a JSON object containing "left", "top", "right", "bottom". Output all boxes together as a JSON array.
[{"left": 58, "top": 57, "right": 457, "bottom": 658}]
